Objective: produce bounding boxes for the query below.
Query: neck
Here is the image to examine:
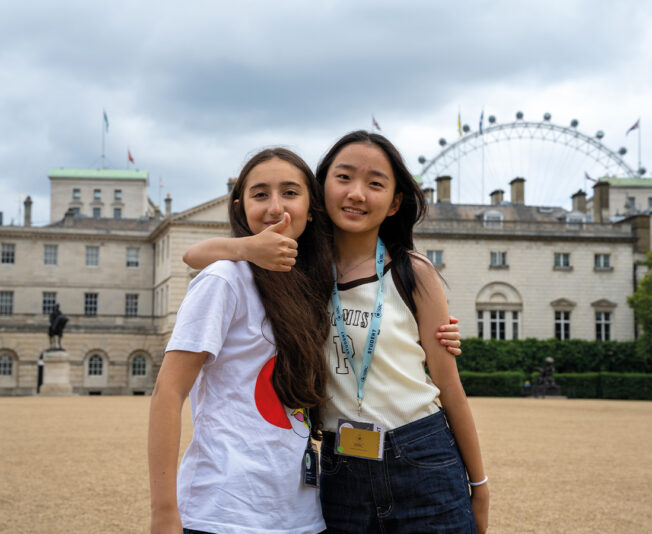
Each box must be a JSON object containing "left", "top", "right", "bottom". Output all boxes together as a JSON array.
[{"left": 334, "top": 228, "right": 379, "bottom": 265}]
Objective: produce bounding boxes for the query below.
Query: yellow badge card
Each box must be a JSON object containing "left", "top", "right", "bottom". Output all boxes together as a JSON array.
[{"left": 335, "top": 419, "right": 385, "bottom": 460}]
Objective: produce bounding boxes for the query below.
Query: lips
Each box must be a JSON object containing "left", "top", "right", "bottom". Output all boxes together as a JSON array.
[{"left": 342, "top": 207, "right": 366, "bottom": 215}]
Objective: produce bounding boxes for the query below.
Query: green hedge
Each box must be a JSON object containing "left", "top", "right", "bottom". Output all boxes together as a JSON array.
[
  {"left": 459, "top": 371, "right": 652, "bottom": 399},
  {"left": 457, "top": 338, "right": 646, "bottom": 374},
  {"left": 601, "top": 373, "right": 652, "bottom": 400},
  {"left": 555, "top": 373, "right": 601, "bottom": 398},
  {"left": 459, "top": 371, "right": 525, "bottom": 397}
]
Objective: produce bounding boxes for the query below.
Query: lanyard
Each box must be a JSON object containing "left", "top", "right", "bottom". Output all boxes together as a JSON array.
[{"left": 331, "top": 237, "right": 386, "bottom": 413}]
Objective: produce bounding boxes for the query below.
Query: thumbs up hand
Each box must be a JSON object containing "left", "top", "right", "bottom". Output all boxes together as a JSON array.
[{"left": 247, "top": 212, "right": 298, "bottom": 271}]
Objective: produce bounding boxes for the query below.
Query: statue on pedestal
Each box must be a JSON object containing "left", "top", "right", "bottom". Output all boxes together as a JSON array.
[
  {"left": 534, "top": 356, "right": 561, "bottom": 397},
  {"left": 48, "top": 304, "right": 68, "bottom": 350}
]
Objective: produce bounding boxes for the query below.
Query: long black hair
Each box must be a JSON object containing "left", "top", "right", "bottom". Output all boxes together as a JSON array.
[
  {"left": 315, "top": 131, "right": 427, "bottom": 313},
  {"left": 230, "top": 148, "right": 333, "bottom": 427}
]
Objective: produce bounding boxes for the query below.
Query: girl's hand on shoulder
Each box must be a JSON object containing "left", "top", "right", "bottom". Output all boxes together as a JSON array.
[
  {"left": 471, "top": 483, "right": 490, "bottom": 534},
  {"left": 246, "top": 214, "right": 298, "bottom": 272},
  {"left": 436, "top": 315, "right": 462, "bottom": 356}
]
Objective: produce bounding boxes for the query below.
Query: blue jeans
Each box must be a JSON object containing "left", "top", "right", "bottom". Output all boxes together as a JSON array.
[{"left": 320, "top": 411, "right": 477, "bottom": 533}]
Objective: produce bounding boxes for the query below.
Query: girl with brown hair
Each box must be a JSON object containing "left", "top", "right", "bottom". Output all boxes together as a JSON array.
[{"left": 148, "top": 148, "right": 332, "bottom": 534}]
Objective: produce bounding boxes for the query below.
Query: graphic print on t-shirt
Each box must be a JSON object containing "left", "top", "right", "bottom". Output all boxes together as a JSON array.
[{"left": 254, "top": 356, "right": 310, "bottom": 437}]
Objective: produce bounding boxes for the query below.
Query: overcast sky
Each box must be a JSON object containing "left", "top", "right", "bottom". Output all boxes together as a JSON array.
[{"left": 1, "top": 0, "right": 650, "bottom": 225}]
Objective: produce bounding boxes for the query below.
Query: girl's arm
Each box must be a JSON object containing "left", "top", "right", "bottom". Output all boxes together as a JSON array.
[
  {"left": 412, "top": 258, "right": 489, "bottom": 534},
  {"left": 183, "top": 214, "right": 298, "bottom": 271},
  {"left": 148, "top": 351, "right": 207, "bottom": 534}
]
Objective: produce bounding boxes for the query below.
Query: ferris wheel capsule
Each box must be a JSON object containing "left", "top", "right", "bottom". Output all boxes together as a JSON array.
[
  {"left": 462, "top": 124, "right": 470, "bottom": 133},
  {"left": 543, "top": 112, "right": 551, "bottom": 121},
  {"left": 418, "top": 155, "right": 427, "bottom": 164},
  {"left": 596, "top": 130, "right": 605, "bottom": 139},
  {"left": 488, "top": 115, "right": 496, "bottom": 124},
  {"left": 619, "top": 147, "right": 627, "bottom": 156},
  {"left": 516, "top": 111, "right": 524, "bottom": 120},
  {"left": 571, "top": 119, "right": 579, "bottom": 128},
  {"left": 638, "top": 167, "right": 646, "bottom": 176},
  {"left": 439, "top": 138, "right": 447, "bottom": 147}
]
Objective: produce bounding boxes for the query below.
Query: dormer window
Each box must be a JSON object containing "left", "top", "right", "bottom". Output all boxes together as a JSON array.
[{"left": 483, "top": 210, "right": 503, "bottom": 228}]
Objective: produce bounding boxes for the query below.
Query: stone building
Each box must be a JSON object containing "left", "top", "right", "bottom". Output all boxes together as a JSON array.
[{"left": 0, "top": 169, "right": 650, "bottom": 396}]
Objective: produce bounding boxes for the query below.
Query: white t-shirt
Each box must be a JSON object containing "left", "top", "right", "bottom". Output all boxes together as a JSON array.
[{"left": 166, "top": 260, "right": 325, "bottom": 534}]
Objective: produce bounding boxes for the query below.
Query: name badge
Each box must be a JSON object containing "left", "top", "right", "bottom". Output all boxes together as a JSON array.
[
  {"left": 302, "top": 444, "right": 319, "bottom": 487},
  {"left": 335, "top": 419, "right": 385, "bottom": 461}
]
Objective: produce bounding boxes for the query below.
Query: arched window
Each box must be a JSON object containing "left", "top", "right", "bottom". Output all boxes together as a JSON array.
[
  {"left": 131, "top": 354, "right": 147, "bottom": 376},
  {"left": 88, "top": 354, "right": 103, "bottom": 376},
  {"left": 0, "top": 354, "right": 13, "bottom": 376}
]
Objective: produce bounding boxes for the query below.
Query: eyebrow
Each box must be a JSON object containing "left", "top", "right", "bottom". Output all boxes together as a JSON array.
[
  {"left": 247, "top": 180, "right": 304, "bottom": 191},
  {"left": 333, "top": 163, "right": 390, "bottom": 181}
]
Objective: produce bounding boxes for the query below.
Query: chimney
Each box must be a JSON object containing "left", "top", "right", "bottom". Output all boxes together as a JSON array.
[
  {"left": 571, "top": 189, "right": 587, "bottom": 213},
  {"left": 490, "top": 189, "right": 504, "bottom": 205},
  {"left": 592, "top": 181, "right": 610, "bottom": 223},
  {"left": 63, "top": 208, "right": 75, "bottom": 227},
  {"left": 435, "top": 176, "right": 451, "bottom": 203},
  {"left": 510, "top": 177, "right": 525, "bottom": 205},
  {"left": 422, "top": 187, "right": 434, "bottom": 204},
  {"left": 154, "top": 205, "right": 162, "bottom": 222},
  {"left": 227, "top": 177, "right": 237, "bottom": 193},
  {"left": 24, "top": 195, "right": 32, "bottom": 227},
  {"left": 165, "top": 193, "right": 172, "bottom": 217}
]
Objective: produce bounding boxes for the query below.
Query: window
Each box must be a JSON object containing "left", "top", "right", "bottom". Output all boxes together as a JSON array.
[
  {"left": 427, "top": 250, "right": 444, "bottom": 266},
  {"left": 131, "top": 354, "right": 147, "bottom": 376},
  {"left": 483, "top": 211, "right": 504, "bottom": 228},
  {"left": 648, "top": 197, "right": 652, "bottom": 211},
  {"left": 512, "top": 311, "right": 520, "bottom": 339},
  {"left": 490, "top": 251, "right": 507, "bottom": 268},
  {"left": 554, "top": 253, "right": 571, "bottom": 268},
  {"left": 0, "top": 291, "right": 14, "bottom": 314},
  {"left": 555, "top": 311, "right": 571, "bottom": 340},
  {"left": 42, "top": 292, "right": 57, "bottom": 314},
  {"left": 113, "top": 208, "right": 122, "bottom": 219},
  {"left": 44, "top": 245, "right": 58, "bottom": 265},
  {"left": 0, "top": 354, "right": 12, "bottom": 376},
  {"left": 625, "top": 196, "right": 635, "bottom": 210},
  {"left": 88, "top": 354, "right": 103, "bottom": 376},
  {"left": 595, "top": 311, "right": 611, "bottom": 341},
  {"left": 86, "top": 246, "right": 99, "bottom": 267},
  {"left": 594, "top": 254, "right": 611, "bottom": 269},
  {"left": 71, "top": 207, "right": 81, "bottom": 216},
  {"left": 125, "top": 294, "right": 138, "bottom": 317},
  {"left": 126, "top": 248, "right": 139, "bottom": 267},
  {"left": 72, "top": 188, "right": 81, "bottom": 200},
  {"left": 84, "top": 293, "right": 98, "bottom": 316},
  {"left": 114, "top": 189, "right": 122, "bottom": 201},
  {"left": 1, "top": 243, "right": 15, "bottom": 264},
  {"left": 489, "top": 311, "right": 506, "bottom": 339},
  {"left": 93, "top": 189, "right": 101, "bottom": 201},
  {"left": 477, "top": 310, "right": 484, "bottom": 338},
  {"left": 92, "top": 207, "right": 101, "bottom": 218}
]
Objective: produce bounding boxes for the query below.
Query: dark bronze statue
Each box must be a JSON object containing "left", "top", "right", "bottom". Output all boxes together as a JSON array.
[
  {"left": 534, "top": 356, "right": 561, "bottom": 397},
  {"left": 48, "top": 304, "right": 68, "bottom": 350}
]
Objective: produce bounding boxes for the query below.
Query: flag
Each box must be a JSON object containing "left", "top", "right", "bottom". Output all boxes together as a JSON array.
[
  {"left": 103, "top": 109, "right": 109, "bottom": 132},
  {"left": 626, "top": 119, "right": 640, "bottom": 135},
  {"left": 479, "top": 109, "right": 484, "bottom": 135},
  {"left": 457, "top": 112, "right": 462, "bottom": 136},
  {"left": 372, "top": 115, "right": 381, "bottom": 131},
  {"left": 128, "top": 150, "right": 135, "bottom": 164},
  {"left": 584, "top": 171, "right": 597, "bottom": 183}
]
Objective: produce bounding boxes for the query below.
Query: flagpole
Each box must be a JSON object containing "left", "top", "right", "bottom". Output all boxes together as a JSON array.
[
  {"left": 638, "top": 121, "right": 642, "bottom": 171},
  {"left": 481, "top": 136, "right": 485, "bottom": 203},
  {"left": 101, "top": 119, "right": 105, "bottom": 169}
]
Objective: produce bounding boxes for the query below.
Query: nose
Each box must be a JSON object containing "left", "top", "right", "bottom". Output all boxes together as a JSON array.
[
  {"left": 268, "top": 193, "right": 283, "bottom": 216},
  {"left": 346, "top": 181, "right": 365, "bottom": 202}
]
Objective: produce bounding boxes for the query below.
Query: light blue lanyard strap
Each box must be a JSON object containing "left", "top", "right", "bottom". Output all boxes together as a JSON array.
[{"left": 331, "top": 237, "right": 386, "bottom": 409}]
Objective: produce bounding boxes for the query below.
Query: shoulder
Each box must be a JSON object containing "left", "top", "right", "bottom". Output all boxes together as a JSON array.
[
  {"left": 407, "top": 252, "right": 446, "bottom": 320},
  {"left": 191, "top": 260, "right": 252, "bottom": 291},
  {"left": 408, "top": 252, "right": 440, "bottom": 289}
]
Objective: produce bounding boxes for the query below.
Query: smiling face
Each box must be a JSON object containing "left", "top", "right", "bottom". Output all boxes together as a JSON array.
[
  {"left": 242, "top": 157, "right": 311, "bottom": 240},
  {"left": 323, "top": 142, "right": 402, "bottom": 239}
]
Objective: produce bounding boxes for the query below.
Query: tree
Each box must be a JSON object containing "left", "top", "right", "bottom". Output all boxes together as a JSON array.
[{"left": 628, "top": 252, "right": 652, "bottom": 358}]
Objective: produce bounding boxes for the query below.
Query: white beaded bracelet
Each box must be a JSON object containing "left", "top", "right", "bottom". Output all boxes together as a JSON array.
[{"left": 469, "top": 476, "right": 488, "bottom": 487}]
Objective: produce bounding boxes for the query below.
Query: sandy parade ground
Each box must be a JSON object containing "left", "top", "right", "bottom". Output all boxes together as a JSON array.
[{"left": 1, "top": 396, "right": 651, "bottom": 534}]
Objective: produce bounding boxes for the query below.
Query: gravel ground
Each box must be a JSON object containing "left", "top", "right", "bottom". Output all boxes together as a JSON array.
[{"left": 1, "top": 396, "right": 651, "bottom": 533}]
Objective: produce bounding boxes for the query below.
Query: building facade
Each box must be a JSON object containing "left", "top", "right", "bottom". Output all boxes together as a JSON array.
[{"left": 0, "top": 170, "right": 650, "bottom": 396}]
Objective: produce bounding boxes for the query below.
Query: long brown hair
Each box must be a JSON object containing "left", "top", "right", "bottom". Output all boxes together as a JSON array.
[{"left": 229, "top": 148, "right": 333, "bottom": 431}]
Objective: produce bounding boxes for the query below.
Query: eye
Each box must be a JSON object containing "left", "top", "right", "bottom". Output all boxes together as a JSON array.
[
  {"left": 283, "top": 188, "right": 300, "bottom": 197},
  {"left": 336, "top": 173, "right": 350, "bottom": 181},
  {"left": 251, "top": 191, "right": 268, "bottom": 199}
]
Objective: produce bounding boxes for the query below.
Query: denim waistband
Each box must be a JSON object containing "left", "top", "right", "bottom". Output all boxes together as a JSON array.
[{"left": 322, "top": 410, "right": 449, "bottom": 456}]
